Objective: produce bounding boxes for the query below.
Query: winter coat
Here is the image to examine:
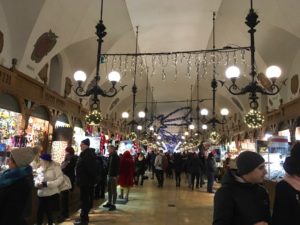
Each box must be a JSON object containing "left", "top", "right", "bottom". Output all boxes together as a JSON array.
[
  {"left": 206, "top": 157, "right": 217, "bottom": 174},
  {"left": 0, "top": 169, "right": 33, "bottom": 225},
  {"left": 154, "top": 154, "right": 163, "bottom": 170},
  {"left": 213, "top": 170, "right": 270, "bottom": 225},
  {"left": 34, "top": 162, "right": 64, "bottom": 197},
  {"left": 108, "top": 151, "right": 120, "bottom": 177},
  {"left": 61, "top": 153, "right": 78, "bottom": 189},
  {"left": 271, "top": 180, "right": 300, "bottom": 225},
  {"left": 135, "top": 156, "right": 147, "bottom": 175},
  {"left": 189, "top": 155, "right": 201, "bottom": 174},
  {"left": 118, "top": 151, "right": 134, "bottom": 187},
  {"left": 173, "top": 153, "right": 183, "bottom": 173},
  {"left": 75, "top": 148, "right": 98, "bottom": 186}
]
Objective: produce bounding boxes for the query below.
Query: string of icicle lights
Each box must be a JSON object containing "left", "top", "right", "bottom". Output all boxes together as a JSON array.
[{"left": 102, "top": 46, "right": 250, "bottom": 81}]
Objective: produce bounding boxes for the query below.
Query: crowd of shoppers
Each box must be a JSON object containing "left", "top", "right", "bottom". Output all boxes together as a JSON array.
[{"left": 2, "top": 140, "right": 300, "bottom": 225}]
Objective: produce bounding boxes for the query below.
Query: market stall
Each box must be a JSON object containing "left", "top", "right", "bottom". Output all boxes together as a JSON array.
[
  {"left": 259, "top": 136, "right": 289, "bottom": 181},
  {"left": 51, "top": 114, "right": 72, "bottom": 163},
  {"left": 0, "top": 93, "right": 22, "bottom": 149},
  {"left": 26, "top": 105, "right": 50, "bottom": 149}
]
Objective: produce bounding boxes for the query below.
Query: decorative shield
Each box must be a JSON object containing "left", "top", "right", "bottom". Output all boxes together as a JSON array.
[{"left": 31, "top": 30, "right": 58, "bottom": 63}]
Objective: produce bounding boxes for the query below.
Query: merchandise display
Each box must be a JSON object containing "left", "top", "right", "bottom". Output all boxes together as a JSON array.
[
  {"left": 88, "top": 136, "right": 101, "bottom": 152},
  {"left": 118, "top": 140, "right": 134, "bottom": 155},
  {"left": 26, "top": 116, "right": 49, "bottom": 147},
  {"left": 51, "top": 141, "right": 68, "bottom": 164},
  {"left": 73, "top": 135, "right": 101, "bottom": 154},
  {"left": 0, "top": 109, "right": 22, "bottom": 147},
  {"left": 73, "top": 127, "right": 86, "bottom": 154},
  {"left": 259, "top": 136, "right": 289, "bottom": 180}
]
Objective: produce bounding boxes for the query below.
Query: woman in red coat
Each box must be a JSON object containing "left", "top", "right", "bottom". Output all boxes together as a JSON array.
[{"left": 118, "top": 151, "right": 134, "bottom": 201}]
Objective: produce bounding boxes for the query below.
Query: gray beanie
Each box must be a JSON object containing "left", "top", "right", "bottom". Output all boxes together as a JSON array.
[
  {"left": 10, "top": 147, "right": 39, "bottom": 167},
  {"left": 236, "top": 151, "right": 265, "bottom": 175}
]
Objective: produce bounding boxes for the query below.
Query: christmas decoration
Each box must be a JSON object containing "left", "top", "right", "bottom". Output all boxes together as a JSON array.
[
  {"left": 85, "top": 110, "right": 103, "bottom": 125},
  {"left": 129, "top": 132, "right": 137, "bottom": 141},
  {"left": 141, "top": 139, "right": 148, "bottom": 145},
  {"left": 148, "top": 106, "right": 192, "bottom": 134},
  {"left": 244, "top": 109, "right": 264, "bottom": 128},
  {"left": 209, "top": 131, "right": 221, "bottom": 144},
  {"left": 102, "top": 48, "right": 248, "bottom": 82}
]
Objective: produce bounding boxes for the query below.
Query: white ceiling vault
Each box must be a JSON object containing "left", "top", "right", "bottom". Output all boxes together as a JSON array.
[{"left": 0, "top": 0, "right": 300, "bottom": 134}]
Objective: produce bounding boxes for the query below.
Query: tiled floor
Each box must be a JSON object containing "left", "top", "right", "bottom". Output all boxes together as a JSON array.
[{"left": 60, "top": 174, "right": 215, "bottom": 225}]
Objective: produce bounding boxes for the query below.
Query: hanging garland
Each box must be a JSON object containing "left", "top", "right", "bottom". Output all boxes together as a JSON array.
[
  {"left": 85, "top": 110, "right": 103, "bottom": 125},
  {"left": 102, "top": 47, "right": 249, "bottom": 81},
  {"left": 244, "top": 109, "right": 264, "bottom": 128}
]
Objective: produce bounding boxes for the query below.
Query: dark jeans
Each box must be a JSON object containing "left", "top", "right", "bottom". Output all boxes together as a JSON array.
[
  {"left": 79, "top": 185, "right": 94, "bottom": 222},
  {"left": 135, "top": 172, "right": 144, "bottom": 185},
  {"left": 61, "top": 190, "right": 69, "bottom": 218},
  {"left": 207, "top": 172, "right": 215, "bottom": 192},
  {"left": 151, "top": 165, "right": 156, "bottom": 178},
  {"left": 156, "top": 169, "right": 164, "bottom": 187},
  {"left": 95, "top": 179, "right": 106, "bottom": 198},
  {"left": 36, "top": 194, "right": 58, "bottom": 225},
  {"left": 175, "top": 171, "right": 181, "bottom": 186},
  {"left": 199, "top": 170, "right": 205, "bottom": 187},
  {"left": 107, "top": 176, "right": 117, "bottom": 205},
  {"left": 191, "top": 172, "right": 200, "bottom": 189}
]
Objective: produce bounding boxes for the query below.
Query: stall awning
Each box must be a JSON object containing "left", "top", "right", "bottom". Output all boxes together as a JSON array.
[
  {"left": 0, "top": 93, "right": 20, "bottom": 112},
  {"left": 57, "top": 113, "right": 69, "bottom": 124},
  {"left": 31, "top": 105, "right": 49, "bottom": 121}
]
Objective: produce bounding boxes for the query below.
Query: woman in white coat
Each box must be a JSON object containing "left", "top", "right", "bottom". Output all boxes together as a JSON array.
[{"left": 34, "top": 153, "right": 63, "bottom": 225}]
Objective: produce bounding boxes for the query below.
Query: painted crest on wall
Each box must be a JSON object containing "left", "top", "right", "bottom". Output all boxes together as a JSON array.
[
  {"left": 0, "top": 30, "right": 3, "bottom": 53},
  {"left": 31, "top": 30, "right": 58, "bottom": 63}
]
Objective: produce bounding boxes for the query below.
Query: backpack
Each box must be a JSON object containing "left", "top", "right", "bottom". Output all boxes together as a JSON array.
[{"left": 162, "top": 155, "right": 169, "bottom": 171}]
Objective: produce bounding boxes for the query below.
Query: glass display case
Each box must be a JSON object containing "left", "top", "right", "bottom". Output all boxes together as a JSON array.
[{"left": 257, "top": 136, "right": 290, "bottom": 181}]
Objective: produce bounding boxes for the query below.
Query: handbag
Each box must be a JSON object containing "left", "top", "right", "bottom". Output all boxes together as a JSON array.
[{"left": 58, "top": 174, "right": 72, "bottom": 192}]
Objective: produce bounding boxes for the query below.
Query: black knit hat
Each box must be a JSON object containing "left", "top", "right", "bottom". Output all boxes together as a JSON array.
[
  {"left": 236, "top": 151, "right": 265, "bottom": 175},
  {"left": 81, "top": 138, "right": 90, "bottom": 146},
  {"left": 283, "top": 142, "right": 300, "bottom": 175}
]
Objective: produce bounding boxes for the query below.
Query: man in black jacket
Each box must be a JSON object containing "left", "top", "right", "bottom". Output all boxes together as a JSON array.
[
  {"left": 74, "top": 139, "right": 98, "bottom": 225},
  {"left": 213, "top": 151, "right": 270, "bottom": 225},
  {"left": 103, "top": 144, "right": 120, "bottom": 211}
]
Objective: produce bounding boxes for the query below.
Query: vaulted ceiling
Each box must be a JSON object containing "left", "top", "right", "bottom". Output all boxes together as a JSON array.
[{"left": 0, "top": 0, "right": 300, "bottom": 134}]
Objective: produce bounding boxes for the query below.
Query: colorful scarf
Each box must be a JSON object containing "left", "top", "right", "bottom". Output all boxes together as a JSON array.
[
  {"left": 0, "top": 165, "right": 32, "bottom": 188},
  {"left": 283, "top": 173, "right": 300, "bottom": 191}
]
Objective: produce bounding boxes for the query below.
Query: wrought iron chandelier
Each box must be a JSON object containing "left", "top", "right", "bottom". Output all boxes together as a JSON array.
[
  {"left": 225, "top": 0, "right": 282, "bottom": 110},
  {"left": 73, "top": 0, "right": 121, "bottom": 110},
  {"left": 200, "top": 12, "right": 229, "bottom": 130}
]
